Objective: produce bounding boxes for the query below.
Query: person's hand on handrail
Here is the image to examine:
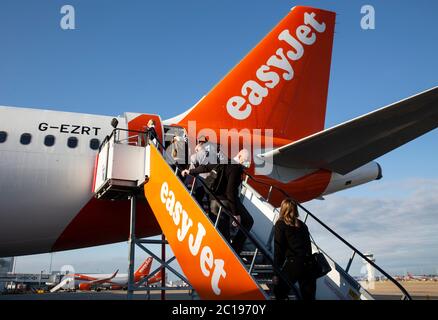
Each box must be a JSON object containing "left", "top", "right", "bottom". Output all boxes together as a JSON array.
[
  {"left": 181, "top": 169, "right": 190, "bottom": 177},
  {"left": 231, "top": 215, "right": 241, "bottom": 227}
]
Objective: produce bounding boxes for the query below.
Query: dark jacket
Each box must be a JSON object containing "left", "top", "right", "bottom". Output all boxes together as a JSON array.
[
  {"left": 189, "top": 163, "right": 243, "bottom": 216},
  {"left": 274, "top": 220, "right": 312, "bottom": 271},
  {"left": 147, "top": 127, "right": 158, "bottom": 141}
]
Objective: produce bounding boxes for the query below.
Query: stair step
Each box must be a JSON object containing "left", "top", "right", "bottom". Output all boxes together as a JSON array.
[
  {"left": 256, "top": 278, "right": 274, "bottom": 284},
  {"left": 240, "top": 251, "right": 264, "bottom": 257},
  {"left": 252, "top": 272, "right": 274, "bottom": 277},
  {"left": 246, "top": 264, "right": 273, "bottom": 270}
]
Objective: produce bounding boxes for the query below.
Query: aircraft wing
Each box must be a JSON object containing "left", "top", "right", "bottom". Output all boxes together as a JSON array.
[
  {"left": 87, "top": 269, "right": 119, "bottom": 285},
  {"left": 258, "top": 87, "right": 438, "bottom": 175}
]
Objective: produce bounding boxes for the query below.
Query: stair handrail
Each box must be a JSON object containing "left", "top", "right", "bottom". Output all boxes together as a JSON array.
[
  {"left": 98, "top": 128, "right": 150, "bottom": 152},
  {"left": 146, "top": 131, "right": 302, "bottom": 300},
  {"left": 243, "top": 173, "right": 412, "bottom": 300}
]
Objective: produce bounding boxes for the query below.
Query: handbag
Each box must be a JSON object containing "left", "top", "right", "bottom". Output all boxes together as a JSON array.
[{"left": 309, "top": 234, "right": 332, "bottom": 279}]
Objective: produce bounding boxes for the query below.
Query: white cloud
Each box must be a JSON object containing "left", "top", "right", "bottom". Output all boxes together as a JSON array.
[{"left": 304, "top": 179, "right": 438, "bottom": 275}]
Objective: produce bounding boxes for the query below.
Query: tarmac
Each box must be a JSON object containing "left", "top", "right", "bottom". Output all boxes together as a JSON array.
[
  {"left": 368, "top": 280, "right": 438, "bottom": 300},
  {"left": 0, "top": 290, "right": 195, "bottom": 300},
  {"left": 1, "top": 281, "right": 437, "bottom": 300}
]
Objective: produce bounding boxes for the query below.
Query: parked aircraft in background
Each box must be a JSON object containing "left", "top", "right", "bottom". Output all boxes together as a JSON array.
[
  {"left": 406, "top": 273, "right": 431, "bottom": 282},
  {"left": 393, "top": 273, "right": 438, "bottom": 282},
  {"left": 59, "top": 257, "right": 160, "bottom": 291}
]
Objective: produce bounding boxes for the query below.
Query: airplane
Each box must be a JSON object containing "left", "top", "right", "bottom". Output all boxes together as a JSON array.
[
  {"left": 59, "top": 257, "right": 160, "bottom": 291},
  {"left": 405, "top": 272, "right": 429, "bottom": 282},
  {"left": 393, "top": 272, "right": 435, "bottom": 282},
  {"left": 0, "top": 6, "right": 437, "bottom": 258}
]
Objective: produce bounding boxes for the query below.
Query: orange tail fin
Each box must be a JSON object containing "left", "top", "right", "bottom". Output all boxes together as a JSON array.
[
  {"left": 134, "top": 257, "right": 153, "bottom": 277},
  {"left": 174, "top": 6, "right": 336, "bottom": 142},
  {"left": 147, "top": 271, "right": 162, "bottom": 284}
]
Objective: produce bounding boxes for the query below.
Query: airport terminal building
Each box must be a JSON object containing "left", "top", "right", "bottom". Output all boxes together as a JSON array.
[{"left": 0, "top": 258, "right": 14, "bottom": 292}]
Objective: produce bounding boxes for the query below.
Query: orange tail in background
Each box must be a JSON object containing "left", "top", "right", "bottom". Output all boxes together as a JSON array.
[
  {"left": 174, "top": 6, "right": 336, "bottom": 143},
  {"left": 134, "top": 257, "right": 153, "bottom": 278},
  {"left": 147, "top": 270, "right": 162, "bottom": 284}
]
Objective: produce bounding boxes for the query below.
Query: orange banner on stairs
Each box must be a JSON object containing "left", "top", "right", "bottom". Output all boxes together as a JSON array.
[{"left": 143, "top": 146, "right": 265, "bottom": 300}]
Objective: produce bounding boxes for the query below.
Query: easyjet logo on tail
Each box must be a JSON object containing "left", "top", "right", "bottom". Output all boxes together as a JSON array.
[{"left": 227, "top": 12, "right": 326, "bottom": 120}]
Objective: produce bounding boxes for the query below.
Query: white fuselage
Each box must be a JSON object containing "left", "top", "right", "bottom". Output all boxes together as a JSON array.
[
  {"left": 69, "top": 273, "right": 130, "bottom": 287},
  {"left": 0, "top": 106, "right": 126, "bottom": 256}
]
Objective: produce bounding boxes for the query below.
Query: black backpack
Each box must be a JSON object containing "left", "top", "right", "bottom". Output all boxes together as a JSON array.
[{"left": 204, "top": 164, "right": 225, "bottom": 193}]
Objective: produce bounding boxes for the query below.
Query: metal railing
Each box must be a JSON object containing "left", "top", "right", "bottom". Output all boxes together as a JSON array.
[
  {"left": 150, "top": 134, "right": 302, "bottom": 300},
  {"left": 243, "top": 173, "right": 412, "bottom": 300},
  {"left": 98, "top": 128, "right": 150, "bottom": 152}
]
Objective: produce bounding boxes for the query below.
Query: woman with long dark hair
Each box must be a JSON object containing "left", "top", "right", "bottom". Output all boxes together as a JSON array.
[{"left": 273, "top": 198, "right": 316, "bottom": 300}]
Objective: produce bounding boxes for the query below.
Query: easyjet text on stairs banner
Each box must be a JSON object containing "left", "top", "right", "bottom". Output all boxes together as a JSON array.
[{"left": 144, "top": 146, "right": 266, "bottom": 300}]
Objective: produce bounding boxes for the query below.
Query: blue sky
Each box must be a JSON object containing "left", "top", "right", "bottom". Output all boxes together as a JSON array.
[{"left": 1, "top": 0, "right": 437, "bottom": 277}]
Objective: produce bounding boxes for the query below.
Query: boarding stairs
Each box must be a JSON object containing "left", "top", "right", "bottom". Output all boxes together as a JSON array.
[
  {"left": 93, "top": 129, "right": 412, "bottom": 300},
  {"left": 50, "top": 276, "right": 74, "bottom": 293}
]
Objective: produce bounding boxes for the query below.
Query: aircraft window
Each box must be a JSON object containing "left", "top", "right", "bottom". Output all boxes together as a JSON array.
[
  {"left": 0, "top": 131, "right": 7, "bottom": 143},
  {"left": 67, "top": 137, "right": 78, "bottom": 149},
  {"left": 89, "top": 138, "right": 100, "bottom": 150},
  {"left": 44, "top": 135, "right": 56, "bottom": 147},
  {"left": 20, "top": 133, "right": 32, "bottom": 145}
]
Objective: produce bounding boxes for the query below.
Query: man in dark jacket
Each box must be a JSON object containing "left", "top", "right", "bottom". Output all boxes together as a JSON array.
[
  {"left": 182, "top": 149, "right": 253, "bottom": 254},
  {"left": 146, "top": 119, "right": 159, "bottom": 145}
]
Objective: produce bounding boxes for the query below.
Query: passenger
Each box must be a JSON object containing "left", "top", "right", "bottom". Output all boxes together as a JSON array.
[
  {"left": 172, "top": 136, "right": 187, "bottom": 164},
  {"left": 188, "top": 136, "right": 214, "bottom": 207},
  {"left": 273, "top": 199, "right": 316, "bottom": 300},
  {"left": 192, "top": 135, "right": 209, "bottom": 167},
  {"left": 166, "top": 135, "right": 186, "bottom": 180},
  {"left": 181, "top": 149, "right": 254, "bottom": 254},
  {"left": 146, "top": 119, "right": 158, "bottom": 146},
  {"left": 196, "top": 135, "right": 226, "bottom": 165}
]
